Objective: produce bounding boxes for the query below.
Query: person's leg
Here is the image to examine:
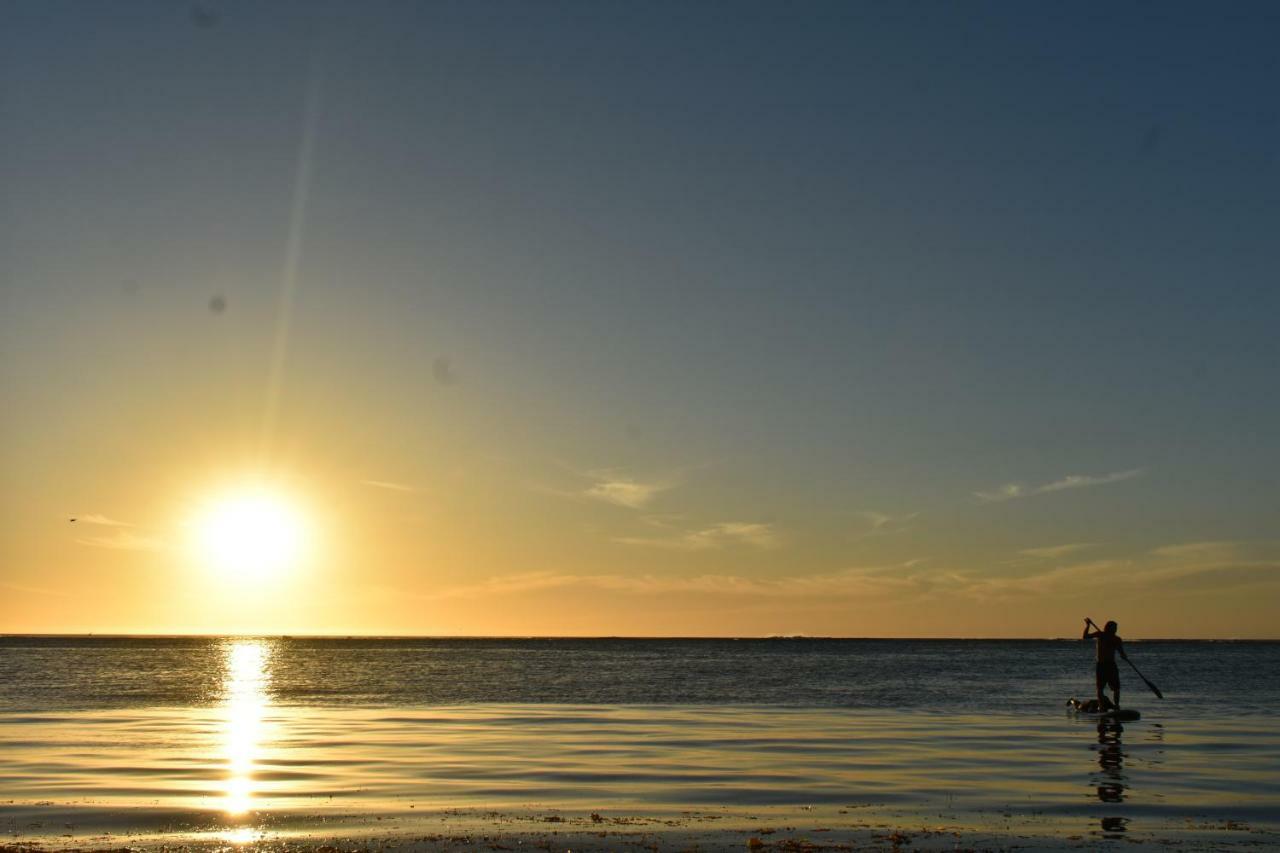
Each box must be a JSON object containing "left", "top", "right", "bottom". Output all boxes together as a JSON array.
[{"left": 1095, "top": 664, "right": 1106, "bottom": 705}]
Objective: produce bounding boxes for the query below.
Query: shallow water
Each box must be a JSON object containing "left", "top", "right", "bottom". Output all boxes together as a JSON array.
[{"left": 1, "top": 638, "right": 1277, "bottom": 847}]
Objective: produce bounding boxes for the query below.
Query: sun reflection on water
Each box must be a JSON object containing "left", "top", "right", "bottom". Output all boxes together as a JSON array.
[
  {"left": 222, "top": 640, "right": 271, "bottom": 817},
  {"left": 221, "top": 826, "right": 260, "bottom": 845}
]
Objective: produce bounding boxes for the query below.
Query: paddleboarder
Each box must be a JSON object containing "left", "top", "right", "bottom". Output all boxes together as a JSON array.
[{"left": 1083, "top": 618, "right": 1128, "bottom": 709}]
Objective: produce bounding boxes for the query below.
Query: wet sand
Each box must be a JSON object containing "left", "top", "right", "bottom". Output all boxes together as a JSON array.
[{"left": 3, "top": 804, "right": 1274, "bottom": 851}]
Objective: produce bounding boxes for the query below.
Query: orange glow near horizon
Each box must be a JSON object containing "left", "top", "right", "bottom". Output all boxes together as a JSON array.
[{"left": 1, "top": 455, "right": 1276, "bottom": 638}]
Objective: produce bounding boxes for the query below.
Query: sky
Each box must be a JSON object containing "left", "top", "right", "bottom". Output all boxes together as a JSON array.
[{"left": 2, "top": 1, "right": 1277, "bottom": 638}]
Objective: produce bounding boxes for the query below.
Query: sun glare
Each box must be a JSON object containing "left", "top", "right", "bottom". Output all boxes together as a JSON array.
[{"left": 191, "top": 490, "right": 307, "bottom": 579}]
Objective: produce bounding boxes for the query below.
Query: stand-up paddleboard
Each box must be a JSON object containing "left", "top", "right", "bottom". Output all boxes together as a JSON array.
[
  {"left": 1066, "top": 698, "right": 1140, "bottom": 721},
  {"left": 1095, "top": 708, "right": 1140, "bottom": 721}
]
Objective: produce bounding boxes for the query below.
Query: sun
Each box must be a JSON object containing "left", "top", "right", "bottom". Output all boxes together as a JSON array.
[{"left": 190, "top": 489, "right": 308, "bottom": 579}]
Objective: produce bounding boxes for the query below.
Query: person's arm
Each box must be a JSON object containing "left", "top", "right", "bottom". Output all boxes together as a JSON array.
[
  {"left": 1083, "top": 619, "right": 1098, "bottom": 640},
  {"left": 1118, "top": 638, "right": 1128, "bottom": 660}
]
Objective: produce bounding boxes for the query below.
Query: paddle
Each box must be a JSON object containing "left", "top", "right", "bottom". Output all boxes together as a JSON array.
[
  {"left": 1123, "top": 657, "right": 1164, "bottom": 700},
  {"left": 1087, "top": 618, "right": 1164, "bottom": 700}
]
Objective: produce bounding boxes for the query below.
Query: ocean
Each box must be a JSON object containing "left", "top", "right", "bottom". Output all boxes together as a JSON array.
[{"left": 2, "top": 637, "right": 1277, "bottom": 849}]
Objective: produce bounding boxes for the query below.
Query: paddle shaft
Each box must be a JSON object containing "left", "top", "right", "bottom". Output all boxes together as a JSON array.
[{"left": 1123, "top": 656, "right": 1164, "bottom": 699}]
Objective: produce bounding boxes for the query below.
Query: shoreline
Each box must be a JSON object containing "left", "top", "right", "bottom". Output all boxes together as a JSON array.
[{"left": 4, "top": 805, "right": 1274, "bottom": 852}]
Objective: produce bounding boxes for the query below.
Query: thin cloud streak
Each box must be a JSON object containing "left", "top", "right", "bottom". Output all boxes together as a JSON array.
[
  {"left": 362, "top": 479, "right": 422, "bottom": 493},
  {"left": 616, "top": 521, "right": 779, "bottom": 551},
  {"left": 860, "top": 511, "right": 918, "bottom": 530},
  {"left": 76, "top": 531, "right": 165, "bottom": 551},
  {"left": 414, "top": 560, "right": 928, "bottom": 603},
  {"left": 411, "top": 542, "right": 1280, "bottom": 609},
  {"left": 975, "top": 469, "right": 1143, "bottom": 503},
  {"left": 1020, "top": 543, "right": 1097, "bottom": 559},
  {"left": 1150, "top": 541, "right": 1241, "bottom": 559},
  {"left": 966, "top": 540, "right": 1280, "bottom": 601},
  {"left": 583, "top": 475, "right": 671, "bottom": 509},
  {"left": 76, "top": 514, "right": 133, "bottom": 527}
]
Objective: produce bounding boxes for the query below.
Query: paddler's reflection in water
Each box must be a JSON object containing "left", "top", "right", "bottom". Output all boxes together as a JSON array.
[{"left": 1093, "top": 720, "right": 1130, "bottom": 839}]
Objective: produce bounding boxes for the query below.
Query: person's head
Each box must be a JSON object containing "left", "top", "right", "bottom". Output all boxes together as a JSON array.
[{"left": 1104, "top": 620, "right": 1118, "bottom": 634}]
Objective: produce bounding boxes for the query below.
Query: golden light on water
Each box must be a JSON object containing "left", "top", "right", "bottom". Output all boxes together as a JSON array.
[
  {"left": 222, "top": 640, "right": 271, "bottom": 817},
  {"left": 221, "top": 827, "right": 260, "bottom": 845}
]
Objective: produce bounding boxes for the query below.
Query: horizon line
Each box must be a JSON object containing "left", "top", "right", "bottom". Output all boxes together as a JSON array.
[{"left": 2, "top": 632, "right": 1275, "bottom": 642}]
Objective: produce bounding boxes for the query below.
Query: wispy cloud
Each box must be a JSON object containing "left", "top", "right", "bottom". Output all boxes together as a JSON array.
[
  {"left": 1020, "top": 543, "right": 1097, "bottom": 559},
  {"left": 859, "top": 511, "right": 918, "bottom": 531},
  {"left": 75, "top": 513, "right": 133, "bottom": 527},
  {"left": 975, "top": 469, "right": 1142, "bottom": 503},
  {"left": 960, "top": 558, "right": 1132, "bottom": 599},
  {"left": 77, "top": 530, "right": 165, "bottom": 551},
  {"left": 361, "top": 479, "right": 422, "bottom": 493},
  {"left": 1150, "top": 541, "right": 1240, "bottom": 559},
  {"left": 536, "top": 463, "right": 687, "bottom": 511},
  {"left": 400, "top": 541, "right": 1280, "bottom": 609},
  {"left": 413, "top": 559, "right": 933, "bottom": 603},
  {"left": 615, "top": 521, "right": 779, "bottom": 550},
  {"left": 701, "top": 522, "right": 778, "bottom": 548},
  {"left": 966, "top": 540, "right": 1280, "bottom": 601},
  {"left": 583, "top": 473, "right": 671, "bottom": 509},
  {"left": 69, "top": 513, "right": 163, "bottom": 551}
]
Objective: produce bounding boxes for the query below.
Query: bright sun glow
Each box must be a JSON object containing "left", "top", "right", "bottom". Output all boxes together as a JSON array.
[{"left": 192, "top": 490, "right": 307, "bottom": 579}]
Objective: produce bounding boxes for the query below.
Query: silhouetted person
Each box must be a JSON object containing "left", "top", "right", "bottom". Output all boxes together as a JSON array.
[{"left": 1083, "top": 618, "right": 1128, "bottom": 708}]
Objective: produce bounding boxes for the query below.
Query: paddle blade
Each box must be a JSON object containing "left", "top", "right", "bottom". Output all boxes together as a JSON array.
[{"left": 1125, "top": 658, "right": 1164, "bottom": 699}]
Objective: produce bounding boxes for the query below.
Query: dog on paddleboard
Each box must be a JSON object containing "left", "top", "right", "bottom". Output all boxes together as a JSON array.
[{"left": 1067, "top": 696, "right": 1117, "bottom": 713}]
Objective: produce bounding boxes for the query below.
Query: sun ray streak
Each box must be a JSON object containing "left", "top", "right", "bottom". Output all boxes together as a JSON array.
[{"left": 260, "top": 50, "right": 324, "bottom": 458}]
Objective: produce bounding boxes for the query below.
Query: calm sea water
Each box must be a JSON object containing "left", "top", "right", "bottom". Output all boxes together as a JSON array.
[
  {"left": 2, "top": 638, "right": 1277, "bottom": 848},
  {"left": 4, "top": 636, "right": 1278, "bottom": 712}
]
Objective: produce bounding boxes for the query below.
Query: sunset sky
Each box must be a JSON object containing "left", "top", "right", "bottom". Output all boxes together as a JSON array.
[{"left": 2, "top": 2, "right": 1277, "bottom": 638}]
